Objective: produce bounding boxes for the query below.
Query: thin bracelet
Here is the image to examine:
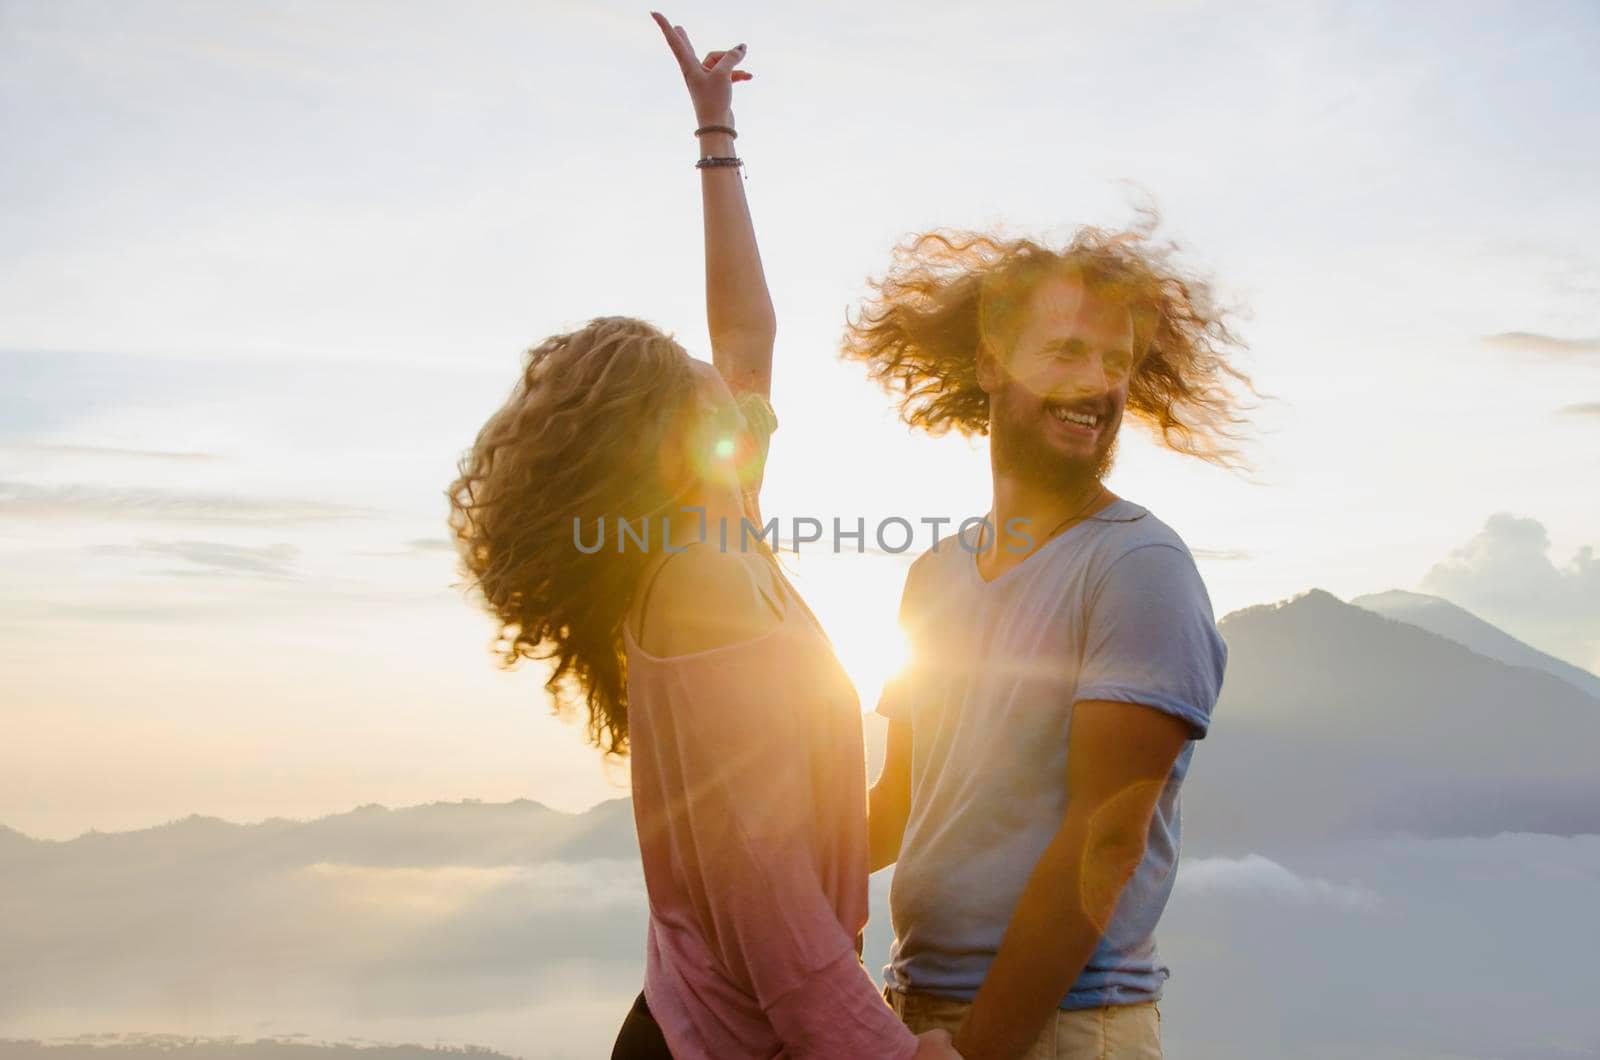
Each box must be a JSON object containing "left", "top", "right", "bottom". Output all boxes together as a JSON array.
[{"left": 694, "top": 124, "right": 737, "bottom": 139}]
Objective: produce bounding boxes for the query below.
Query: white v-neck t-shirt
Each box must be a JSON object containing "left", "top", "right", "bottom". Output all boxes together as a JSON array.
[{"left": 878, "top": 497, "right": 1227, "bottom": 1009}]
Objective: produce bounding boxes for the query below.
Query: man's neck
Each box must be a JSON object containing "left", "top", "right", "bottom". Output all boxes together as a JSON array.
[{"left": 979, "top": 467, "right": 1117, "bottom": 582}]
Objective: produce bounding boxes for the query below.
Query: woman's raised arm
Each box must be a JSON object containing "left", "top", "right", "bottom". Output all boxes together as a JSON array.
[{"left": 651, "top": 11, "right": 775, "bottom": 399}]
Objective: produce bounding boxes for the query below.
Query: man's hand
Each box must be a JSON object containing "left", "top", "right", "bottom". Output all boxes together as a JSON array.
[
  {"left": 651, "top": 11, "right": 752, "bottom": 128},
  {"left": 951, "top": 700, "right": 1191, "bottom": 1060}
]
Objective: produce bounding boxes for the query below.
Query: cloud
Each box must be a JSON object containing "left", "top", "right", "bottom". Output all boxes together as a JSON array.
[
  {"left": 1, "top": 600, "right": 202, "bottom": 625},
  {"left": 8, "top": 797, "right": 1600, "bottom": 1060},
  {"left": 10, "top": 444, "right": 224, "bottom": 462},
  {"left": 1421, "top": 513, "right": 1600, "bottom": 671},
  {"left": 1175, "top": 853, "right": 1381, "bottom": 910},
  {"left": 1482, "top": 331, "right": 1600, "bottom": 355},
  {"left": 1, "top": 1034, "right": 514, "bottom": 1058},
  {"left": 0, "top": 481, "right": 376, "bottom": 525},
  {"left": 297, "top": 860, "right": 645, "bottom": 919},
  {"left": 1193, "top": 547, "right": 1257, "bottom": 561},
  {"left": 349, "top": 537, "right": 457, "bottom": 559},
  {"left": 88, "top": 539, "right": 300, "bottom": 578}
]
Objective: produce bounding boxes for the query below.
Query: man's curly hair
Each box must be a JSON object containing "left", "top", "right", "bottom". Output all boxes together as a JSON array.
[
  {"left": 842, "top": 220, "right": 1253, "bottom": 466},
  {"left": 445, "top": 317, "right": 699, "bottom": 757}
]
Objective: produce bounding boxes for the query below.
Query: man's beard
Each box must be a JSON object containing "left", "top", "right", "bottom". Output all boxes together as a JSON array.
[{"left": 991, "top": 390, "right": 1120, "bottom": 491}]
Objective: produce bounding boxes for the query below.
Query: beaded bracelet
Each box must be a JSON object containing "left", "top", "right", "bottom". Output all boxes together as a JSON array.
[{"left": 694, "top": 124, "right": 738, "bottom": 139}]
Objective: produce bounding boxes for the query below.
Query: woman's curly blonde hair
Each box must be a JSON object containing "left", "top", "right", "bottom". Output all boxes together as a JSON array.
[
  {"left": 842, "top": 220, "right": 1253, "bottom": 465},
  {"left": 445, "top": 317, "right": 699, "bottom": 757}
]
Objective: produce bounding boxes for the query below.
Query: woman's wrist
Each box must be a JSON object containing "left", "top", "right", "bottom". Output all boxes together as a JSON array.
[
  {"left": 696, "top": 133, "right": 737, "bottom": 159},
  {"left": 693, "top": 108, "right": 734, "bottom": 130},
  {"left": 694, "top": 114, "right": 736, "bottom": 162}
]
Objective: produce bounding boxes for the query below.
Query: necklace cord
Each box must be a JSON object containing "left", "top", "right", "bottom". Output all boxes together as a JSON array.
[{"left": 975, "top": 483, "right": 1119, "bottom": 558}]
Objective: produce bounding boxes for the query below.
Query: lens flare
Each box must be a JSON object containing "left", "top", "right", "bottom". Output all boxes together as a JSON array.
[{"left": 675, "top": 398, "right": 766, "bottom": 494}]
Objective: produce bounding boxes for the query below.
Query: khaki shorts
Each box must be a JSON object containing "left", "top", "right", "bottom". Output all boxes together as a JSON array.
[{"left": 885, "top": 986, "right": 1162, "bottom": 1060}]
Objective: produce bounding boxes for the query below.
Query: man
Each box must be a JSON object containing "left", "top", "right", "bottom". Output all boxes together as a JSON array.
[{"left": 846, "top": 225, "right": 1249, "bottom": 1059}]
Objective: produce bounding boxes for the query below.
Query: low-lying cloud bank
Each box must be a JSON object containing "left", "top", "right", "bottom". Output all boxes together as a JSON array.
[
  {"left": 1175, "top": 853, "right": 1382, "bottom": 911},
  {"left": 6, "top": 797, "right": 1599, "bottom": 1060}
]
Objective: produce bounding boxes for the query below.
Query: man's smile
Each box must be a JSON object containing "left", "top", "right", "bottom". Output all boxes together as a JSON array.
[{"left": 1043, "top": 397, "right": 1109, "bottom": 437}]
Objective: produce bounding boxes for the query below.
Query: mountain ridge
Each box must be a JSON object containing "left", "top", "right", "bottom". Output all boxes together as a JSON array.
[
  {"left": 1195, "top": 586, "right": 1600, "bottom": 849},
  {"left": 1351, "top": 587, "right": 1600, "bottom": 698},
  {"left": 8, "top": 589, "right": 1594, "bottom": 857}
]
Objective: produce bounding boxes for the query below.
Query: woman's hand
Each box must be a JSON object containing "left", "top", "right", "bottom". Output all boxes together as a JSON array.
[
  {"left": 913, "top": 1028, "right": 966, "bottom": 1059},
  {"left": 650, "top": 11, "right": 752, "bottom": 128}
]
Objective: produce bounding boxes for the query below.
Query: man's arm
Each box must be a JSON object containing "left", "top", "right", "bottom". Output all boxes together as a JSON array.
[
  {"left": 869, "top": 555, "right": 925, "bottom": 874},
  {"left": 868, "top": 714, "right": 914, "bottom": 872},
  {"left": 950, "top": 700, "right": 1190, "bottom": 1060}
]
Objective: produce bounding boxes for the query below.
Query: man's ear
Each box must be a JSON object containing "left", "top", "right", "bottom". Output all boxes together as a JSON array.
[
  {"left": 1129, "top": 304, "right": 1159, "bottom": 371},
  {"left": 975, "top": 337, "right": 1005, "bottom": 395}
]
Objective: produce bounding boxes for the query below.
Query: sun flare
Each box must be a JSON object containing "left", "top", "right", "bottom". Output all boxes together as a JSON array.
[{"left": 782, "top": 552, "right": 914, "bottom": 713}]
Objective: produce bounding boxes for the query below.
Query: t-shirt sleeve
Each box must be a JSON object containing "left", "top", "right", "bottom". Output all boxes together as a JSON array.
[
  {"left": 664, "top": 657, "right": 918, "bottom": 1059},
  {"left": 1074, "top": 543, "right": 1228, "bottom": 739}
]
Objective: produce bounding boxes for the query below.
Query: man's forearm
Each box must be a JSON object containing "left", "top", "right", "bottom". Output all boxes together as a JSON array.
[
  {"left": 951, "top": 819, "right": 1143, "bottom": 1060},
  {"left": 867, "top": 779, "right": 908, "bottom": 873}
]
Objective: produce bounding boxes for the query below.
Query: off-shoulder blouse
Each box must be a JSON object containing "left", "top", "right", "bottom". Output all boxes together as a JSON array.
[{"left": 622, "top": 547, "right": 917, "bottom": 1059}]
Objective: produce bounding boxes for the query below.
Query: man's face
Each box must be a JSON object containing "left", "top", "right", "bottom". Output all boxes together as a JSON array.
[{"left": 980, "top": 272, "right": 1136, "bottom": 486}]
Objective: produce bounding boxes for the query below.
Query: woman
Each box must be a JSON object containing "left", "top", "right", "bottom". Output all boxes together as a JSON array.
[{"left": 445, "top": 13, "right": 961, "bottom": 1060}]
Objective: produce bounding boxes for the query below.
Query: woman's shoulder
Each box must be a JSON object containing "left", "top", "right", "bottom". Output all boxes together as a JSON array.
[{"left": 633, "top": 545, "right": 785, "bottom": 660}]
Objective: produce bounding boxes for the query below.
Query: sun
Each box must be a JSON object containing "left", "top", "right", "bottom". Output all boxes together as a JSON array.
[
  {"left": 782, "top": 551, "right": 914, "bottom": 712},
  {"left": 831, "top": 617, "right": 911, "bottom": 714}
]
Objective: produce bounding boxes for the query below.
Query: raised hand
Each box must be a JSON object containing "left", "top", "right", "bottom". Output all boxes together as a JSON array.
[{"left": 650, "top": 10, "right": 752, "bottom": 127}]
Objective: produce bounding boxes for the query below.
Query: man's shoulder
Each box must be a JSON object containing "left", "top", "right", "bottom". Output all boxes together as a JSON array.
[
  {"left": 908, "top": 525, "right": 976, "bottom": 573},
  {"left": 1084, "top": 500, "right": 1217, "bottom": 612},
  {"left": 1089, "top": 498, "right": 1197, "bottom": 567},
  {"left": 896, "top": 526, "right": 979, "bottom": 614}
]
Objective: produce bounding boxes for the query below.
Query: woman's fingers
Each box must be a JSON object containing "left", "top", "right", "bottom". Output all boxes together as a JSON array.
[
  {"left": 709, "top": 42, "right": 747, "bottom": 75},
  {"left": 702, "top": 46, "right": 752, "bottom": 81},
  {"left": 653, "top": 13, "right": 753, "bottom": 84},
  {"left": 673, "top": 23, "right": 697, "bottom": 60},
  {"left": 703, "top": 54, "right": 748, "bottom": 78},
  {"left": 649, "top": 11, "right": 697, "bottom": 74}
]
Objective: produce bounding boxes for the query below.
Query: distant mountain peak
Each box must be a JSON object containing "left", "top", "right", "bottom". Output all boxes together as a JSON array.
[
  {"left": 1351, "top": 588, "right": 1600, "bottom": 699},
  {"left": 1356, "top": 588, "right": 1435, "bottom": 607},
  {"left": 1200, "top": 583, "right": 1600, "bottom": 846},
  {"left": 1291, "top": 588, "right": 1344, "bottom": 608},
  {"left": 1218, "top": 587, "right": 1346, "bottom": 627},
  {"left": 0, "top": 823, "right": 42, "bottom": 846},
  {"left": 6, "top": 796, "right": 576, "bottom": 846}
]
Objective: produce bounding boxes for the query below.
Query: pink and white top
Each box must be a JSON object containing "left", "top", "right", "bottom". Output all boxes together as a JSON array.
[{"left": 624, "top": 560, "right": 918, "bottom": 1060}]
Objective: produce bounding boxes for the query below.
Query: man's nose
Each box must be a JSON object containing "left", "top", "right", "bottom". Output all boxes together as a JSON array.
[{"left": 1073, "top": 353, "right": 1112, "bottom": 394}]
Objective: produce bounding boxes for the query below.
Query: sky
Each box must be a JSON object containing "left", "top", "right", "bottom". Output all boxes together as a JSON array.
[{"left": 3, "top": 0, "right": 1599, "bottom": 840}]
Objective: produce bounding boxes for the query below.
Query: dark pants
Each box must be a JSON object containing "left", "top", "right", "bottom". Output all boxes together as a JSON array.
[{"left": 611, "top": 990, "right": 673, "bottom": 1059}]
